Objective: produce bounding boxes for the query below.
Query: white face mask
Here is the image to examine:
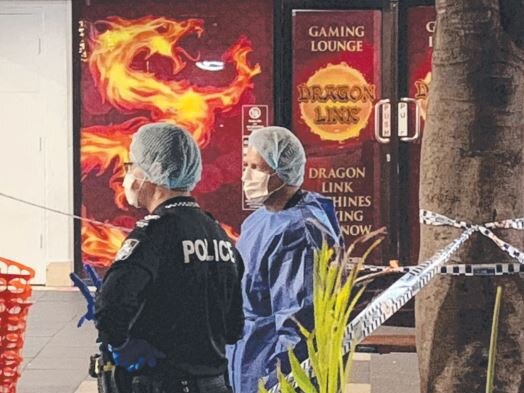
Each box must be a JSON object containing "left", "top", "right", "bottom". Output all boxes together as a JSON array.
[
  {"left": 123, "top": 173, "right": 145, "bottom": 208},
  {"left": 242, "top": 167, "right": 284, "bottom": 204}
]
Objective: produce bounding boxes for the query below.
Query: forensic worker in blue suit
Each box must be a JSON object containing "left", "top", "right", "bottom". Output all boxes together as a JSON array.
[{"left": 226, "top": 126, "right": 341, "bottom": 393}]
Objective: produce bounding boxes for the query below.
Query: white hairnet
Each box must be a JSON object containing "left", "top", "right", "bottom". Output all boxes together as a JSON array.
[
  {"left": 130, "top": 122, "right": 202, "bottom": 191},
  {"left": 248, "top": 126, "right": 306, "bottom": 186}
]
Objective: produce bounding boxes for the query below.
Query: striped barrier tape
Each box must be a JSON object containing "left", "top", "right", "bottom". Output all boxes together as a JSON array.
[
  {"left": 357, "top": 263, "right": 524, "bottom": 277},
  {"left": 420, "top": 210, "right": 524, "bottom": 263},
  {"left": 268, "top": 210, "right": 523, "bottom": 392}
]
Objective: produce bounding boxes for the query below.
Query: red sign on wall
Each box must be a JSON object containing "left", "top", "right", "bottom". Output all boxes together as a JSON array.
[
  {"left": 291, "top": 10, "right": 383, "bottom": 254},
  {"left": 76, "top": 1, "right": 273, "bottom": 267}
]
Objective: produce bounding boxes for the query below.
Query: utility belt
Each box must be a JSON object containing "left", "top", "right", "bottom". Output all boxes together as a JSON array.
[{"left": 89, "top": 353, "right": 230, "bottom": 393}]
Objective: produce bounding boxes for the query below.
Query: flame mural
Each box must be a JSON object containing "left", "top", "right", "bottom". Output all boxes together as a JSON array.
[
  {"left": 220, "top": 223, "right": 240, "bottom": 244},
  {"left": 81, "top": 117, "right": 150, "bottom": 210},
  {"left": 80, "top": 15, "right": 261, "bottom": 266},
  {"left": 82, "top": 221, "right": 128, "bottom": 268},
  {"left": 88, "top": 16, "right": 261, "bottom": 147}
]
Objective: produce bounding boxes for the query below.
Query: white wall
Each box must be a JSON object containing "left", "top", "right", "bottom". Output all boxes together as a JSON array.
[{"left": 0, "top": 0, "right": 73, "bottom": 284}]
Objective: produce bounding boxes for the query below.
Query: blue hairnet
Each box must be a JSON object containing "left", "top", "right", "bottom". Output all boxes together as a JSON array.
[
  {"left": 130, "top": 122, "right": 202, "bottom": 191},
  {"left": 248, "top": 126, "right": 306, "bottom": 186}
]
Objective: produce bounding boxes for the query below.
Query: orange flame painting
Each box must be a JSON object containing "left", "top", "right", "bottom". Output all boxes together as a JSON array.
[
  {"left": 82, "top": 117, "right": 151, "bottom": 210},
  {"left": 88, "top": 16, "right": 261, "bottom": 147},
  {"left": 81, "top": 16, "right": 261, "bottom": 266},
  {"left": 220, "top": 223, "right": 240, "bottom": 244},
  {"left": 81, "top": 220, "right": 128, "bottom": 268}
]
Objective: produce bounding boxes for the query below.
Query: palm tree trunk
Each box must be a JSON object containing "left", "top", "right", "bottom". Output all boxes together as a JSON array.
[{"left": 415, "top": 1, "right": 524, "bottom": 392}]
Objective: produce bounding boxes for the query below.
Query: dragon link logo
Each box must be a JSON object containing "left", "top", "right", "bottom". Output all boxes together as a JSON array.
[{"left": 297, "top": 63, "right": 376, "bottom": 142}]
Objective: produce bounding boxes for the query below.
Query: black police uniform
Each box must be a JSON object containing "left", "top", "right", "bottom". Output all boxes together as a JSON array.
[{"left": 94, "top": 196, "right": 244, "bottom": 393}]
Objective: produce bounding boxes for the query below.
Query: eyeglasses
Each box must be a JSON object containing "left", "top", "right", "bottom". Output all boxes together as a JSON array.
[{"left": 123, "top": 162, "right": 134, "bottom": 174}]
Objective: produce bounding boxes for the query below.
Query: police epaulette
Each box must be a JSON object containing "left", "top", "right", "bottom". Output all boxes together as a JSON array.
[{"left": 135, "top": 214, "right": 161, "bottom": 229}]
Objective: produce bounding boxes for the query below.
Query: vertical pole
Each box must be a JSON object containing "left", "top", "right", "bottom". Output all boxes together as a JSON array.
[{"left": 72, "top": 0, "right": 83, "bottom": 276}]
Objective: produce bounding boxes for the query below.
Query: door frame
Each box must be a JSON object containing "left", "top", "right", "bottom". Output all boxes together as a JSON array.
[
  {"left": 397, "top": 0, "right": 436, "bottom": 265},
  {"left": 276, "top": 0, "right": 400, "bottom": 265}
]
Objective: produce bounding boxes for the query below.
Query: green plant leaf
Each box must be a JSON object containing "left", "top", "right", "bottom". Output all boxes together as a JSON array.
[
  {"left": 258, "top": 379, "right": 270, "bottom": 393},
  {"left": 282, "top": 234, "right": 384, "bottom": 393},
  {"left": 288, "top": 348, "right": 318, "bottom": 393},
  {"left": 306, "top": 334, "right": 323, "bottom": 389},
  {"left": 325, "top": 264, "right": 339, "bottom": 299},
  {"left": 334, "top": 279, "right": 352, "bottom": 319},
  {"left": 292, "top": 316, "right": 312, "bottom": 340},
  {"left": 277, "top": 362, "right": 298, "bottom": 393},
  {"left": 486, "top": 286, "right": 502, "bottom": 393},
  {"left": 346, "top": 285, "right": 367, "bottom": 319}
]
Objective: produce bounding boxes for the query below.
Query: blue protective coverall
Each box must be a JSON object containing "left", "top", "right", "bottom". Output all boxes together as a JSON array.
[{"left": 226, "top": 191, "right": 341, "bottom": 393}]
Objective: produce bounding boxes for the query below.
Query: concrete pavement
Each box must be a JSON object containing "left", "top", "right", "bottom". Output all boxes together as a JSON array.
[
  {"left": 18, "top": 288, "right": 98, "bottom": 393},
  {"left": 17, "top": 289, "right": 420, "bottom": 393}
]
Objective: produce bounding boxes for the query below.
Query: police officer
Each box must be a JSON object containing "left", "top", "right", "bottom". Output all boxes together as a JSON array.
[{"left": 94, "top": 122, "right": 244, "bottom": 393}]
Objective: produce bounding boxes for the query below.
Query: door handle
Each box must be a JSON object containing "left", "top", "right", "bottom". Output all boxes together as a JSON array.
[
  {"left": 399, "top": 97, "right": 421, "bottom": 142},
  {"left": 374, "top": 99, "right": 391, "bottom": 144}
]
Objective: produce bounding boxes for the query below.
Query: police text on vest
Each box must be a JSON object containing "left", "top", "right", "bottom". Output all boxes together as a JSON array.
[{"left": 182, "top": 239, "right": 236, "bottom": 263}]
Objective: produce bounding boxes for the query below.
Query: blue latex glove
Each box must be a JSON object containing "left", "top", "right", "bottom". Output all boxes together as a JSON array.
[
  {"left": 109, "top": 338, "right": 166, "bottom": 372},
  {"left": 70, "top": 265, "right": 102, "bottom": 327}
]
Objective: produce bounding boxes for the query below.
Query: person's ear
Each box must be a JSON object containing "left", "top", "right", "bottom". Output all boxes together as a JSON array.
[{"left": 268, "top": 172, "right": 284, "bottom": 192}]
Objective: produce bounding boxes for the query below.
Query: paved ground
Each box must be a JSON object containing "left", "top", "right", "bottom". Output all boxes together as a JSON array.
[
  {"left": 18, "top": 289, "right": 420, "bottom": 393},
  {"left": 18, "top": 289, "right": 98, "bottom": 393}
]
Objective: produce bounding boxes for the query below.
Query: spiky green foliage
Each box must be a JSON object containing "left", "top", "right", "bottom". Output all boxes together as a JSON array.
[{"left": 260, "top": 229, "right": 386, "bottom": 393}]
